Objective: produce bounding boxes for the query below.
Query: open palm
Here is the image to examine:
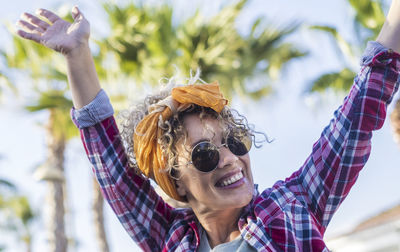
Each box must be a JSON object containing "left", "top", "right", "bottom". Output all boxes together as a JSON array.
[{"left": 17, "top": 7, "right": 90, "bottom": 55}]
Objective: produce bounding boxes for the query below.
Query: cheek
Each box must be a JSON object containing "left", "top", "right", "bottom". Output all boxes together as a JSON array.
[
  {"left": 176, "top": 152, "right": 212, "bottom": 188},
  {"left": 180, "top": 172, "right": 215, "bottom": 200},
  {"left": 182, "top": 171, "right": 210, "bottom": 189},
  {"left": 241, "top": 155, "right": 253, "bottom": 178},
  {"left": 240, "top": 154, "right": 251, "bottom": 169}
]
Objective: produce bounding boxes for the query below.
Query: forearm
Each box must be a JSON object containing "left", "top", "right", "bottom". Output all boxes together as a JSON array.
[
  {"left": 290, "top": 43, "right": 400, "bottom": 228},
  {"left": 77, "top": 117, "right": 172, "bottom": 251},
  {"left": 70, "top": 90, "right": 172, "bottom": 249},
  {"left": 66, "top": 43, "right": 101, "bottom": 109},
  {"left": 376, "top": 0, "right": 400, "bottom": 53}
]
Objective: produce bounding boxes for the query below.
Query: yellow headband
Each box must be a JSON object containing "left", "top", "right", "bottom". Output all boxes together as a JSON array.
[{"left": 133, "top": 82, "right": 228, "bottom": 201}]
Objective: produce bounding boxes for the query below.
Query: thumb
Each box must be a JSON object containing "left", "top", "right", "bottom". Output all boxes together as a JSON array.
[{"left": 71, "top": 6, "right": 83, "bottom": 20}]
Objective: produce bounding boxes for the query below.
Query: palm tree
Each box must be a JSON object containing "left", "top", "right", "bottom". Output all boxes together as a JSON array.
[
  {"left": 92, "top": 181, "right": 109, "bottom": 252},
  {"left": 309, "top": 0, "right": 400, "bottom": 147},
  {"left": 0, "top": 178, "right": 35, "bottom": 252},
  {"left": 4, "top": 28, "right": 72, "bottom": 252},
  {"left": 308, "top": 0, "right": 386, "bottom": 93},
  {"left": 28, "top": 92, "right": 110, "bottom": 252},
  {"left": 97, "top": 0, "right": 306, "bottom": 101}
]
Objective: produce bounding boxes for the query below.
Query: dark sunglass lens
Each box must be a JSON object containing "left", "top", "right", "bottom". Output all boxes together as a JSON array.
[
  {"left": 227, "top": 134, "right": 251, "bottom": 156},
  {"left": 191, "top": 142, "right": 219, "bottom": 172}
]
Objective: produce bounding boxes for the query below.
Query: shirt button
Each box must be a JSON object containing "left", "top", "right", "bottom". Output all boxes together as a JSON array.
[{"left": 245, "top": 233, "right": 251, "bottom": 239}]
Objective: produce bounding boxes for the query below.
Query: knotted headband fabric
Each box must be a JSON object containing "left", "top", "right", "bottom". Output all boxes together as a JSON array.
[{"left": 133, "top": 82, "right": 228, "bottom": 201}]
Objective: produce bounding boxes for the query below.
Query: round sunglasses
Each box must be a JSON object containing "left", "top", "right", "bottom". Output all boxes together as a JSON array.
[{"left": 189, "top": 133, "right": 252, "bottom": 172}]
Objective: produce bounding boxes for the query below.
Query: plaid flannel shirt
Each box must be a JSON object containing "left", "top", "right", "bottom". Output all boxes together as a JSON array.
[{"left": 71, "top": 41, "right": 400, "bottom": 251}]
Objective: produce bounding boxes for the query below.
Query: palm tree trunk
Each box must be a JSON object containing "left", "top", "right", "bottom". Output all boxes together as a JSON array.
[
  {"left": 92, "top": 178, "right": 110, "bottom": 252},
  {"left": 46, "top": 181, "right": 67, "bottom": 252},
  {"left": 44, "top": 110, "right": 68, "bottom": 252}
]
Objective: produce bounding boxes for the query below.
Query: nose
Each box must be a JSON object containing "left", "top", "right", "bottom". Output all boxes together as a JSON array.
[{"left": 217, "top": 145, "right": 238, "bottom": 169}]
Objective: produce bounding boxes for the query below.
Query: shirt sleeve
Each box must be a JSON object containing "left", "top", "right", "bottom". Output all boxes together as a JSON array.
[
  {"left": 71, "top": 90, "right": 175, "bottom": 251},
  {"left": 71, "top": 89, "right": 114, "bottom": 129},
  {"left": 284, "top": 41, "right": 400, "bottom": 233}
]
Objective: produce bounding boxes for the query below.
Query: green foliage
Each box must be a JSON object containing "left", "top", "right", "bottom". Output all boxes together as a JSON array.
[
  {"left": 97, "top": 0, "right": 306, "bottom": 100},
  {"left": 0, "top": 71, "right": 15, "bottom": 98},
  {"left": 0, "top": 47, "right": 17, "bottom": 100},
  {"left": 98, "top": 2, "right": 177, "bottom": 83},
  {"left": 349, "top": 0, "right": 385, "bottom": 42},
  {"left": 0, "top": 178, "right": 35, "bottom": 247},
  {"left": 25, "top": 90, "right": 73, "bottom": 112},
  {"left": 310, "top": 68, "right": 355, "bottom": 93},
  {"left": 4, "top": 196, "right": 34, "bottom": 226},
  {"left": 309, "top": 0, "right": 386, "bottom": 93},
  {"left": 0, "top": 179, "right": 16, "bottom": 191},
  {"left": 25, "top": 90, "right": 76, "bottom": 141},
  {"left": 5, "top": 36, "right": 67, "bottom": 82},
  {"left": 310, "top": 25, "right": 357, "bottom": 62}
]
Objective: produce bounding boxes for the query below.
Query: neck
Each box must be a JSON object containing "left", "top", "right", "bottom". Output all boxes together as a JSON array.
[{"left": 193, "top": 207, "right": 242, "bottom": 248}]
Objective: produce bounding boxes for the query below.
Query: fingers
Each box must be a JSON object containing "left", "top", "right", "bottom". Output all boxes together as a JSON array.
[
  {"left": 16, "top": 8, "right": 63, "bottom": 43},
  {"left": 16, "top": 30, "right": 41, "bottom": 43},
  {"left": 36, "top": 8, "right": 61, "bottom": 24},
  {"left": 16, "top": 14, "right": 45, "bottom": 43},
  {"left": 21, "top": 12, "right": 50, "bottom": 30},
  {"left": 17, "top": 19, "right": 45, "bottom": 34}
]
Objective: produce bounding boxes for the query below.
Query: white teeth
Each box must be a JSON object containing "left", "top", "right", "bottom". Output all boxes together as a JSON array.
[{"left": 220, "top": 172, "right": 243, "bottom": 187}]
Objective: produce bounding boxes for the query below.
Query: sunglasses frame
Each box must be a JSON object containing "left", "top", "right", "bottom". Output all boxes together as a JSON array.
[{"left": 188, "top": 133, "right": 252, "bottom": 173}]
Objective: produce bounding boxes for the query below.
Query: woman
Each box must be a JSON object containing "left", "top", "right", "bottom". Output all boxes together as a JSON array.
[{"left": 16, "top": 1, "right": 400, "bottom": 251}]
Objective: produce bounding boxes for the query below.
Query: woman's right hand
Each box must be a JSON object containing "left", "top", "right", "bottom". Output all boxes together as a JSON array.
[
  {"left": 16, "top": 6, "right": 90, "bottom": 56},
  {"left": 17, "top": 6, "right": 100, "bottom": 109}
]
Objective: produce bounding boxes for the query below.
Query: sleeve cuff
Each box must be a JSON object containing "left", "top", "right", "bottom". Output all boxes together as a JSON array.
[
  {"left": 71, "top": 89, "right": 114, "bottom": 129},
  {"left": 361, "top": 41, "right": 393, "bottom": 66}
]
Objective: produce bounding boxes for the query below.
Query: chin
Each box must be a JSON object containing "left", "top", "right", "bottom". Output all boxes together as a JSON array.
[{"left": 223, "top": 185, "right": 253, "bottom": 208}]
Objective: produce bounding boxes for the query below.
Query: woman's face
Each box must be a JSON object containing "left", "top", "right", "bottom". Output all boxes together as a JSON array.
[{"left": 175, "top": 113, "right": 254, "bottom": 212}]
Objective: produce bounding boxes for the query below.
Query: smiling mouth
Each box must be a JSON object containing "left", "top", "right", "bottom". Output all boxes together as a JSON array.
[{"left": 215, "top": 169, "right": 244, "bottom": 187}]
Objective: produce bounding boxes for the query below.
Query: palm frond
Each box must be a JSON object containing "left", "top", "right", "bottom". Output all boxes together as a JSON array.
[
  {"left": 310, "top": 25, "right": 356, "bottom": 62},
  {"left": 25, "top": 91, "right": 72, "bottom": 112},
  {"left": 246, "top": 85, "right": 273, "bottom": 100},
  {"left": 98, "top": 0, "right": 303, "bottom": 100},
  {"left": 349, "top": 0, "right": 385, "bottom": 32},
  {"left": 0, "top": 179, "right": 16, "bottom": 191},
  {"left": 309, "top": 0, "right": 387, "bottom": 95},
  {"left": 6, "top": 196, "right": 34, "bottom": 225},
  {"left": 0, "top": 72, "right": 16, "bottom": 96},
  {"left": 309, "top": 68, "right": 356, "bottom": 93}
]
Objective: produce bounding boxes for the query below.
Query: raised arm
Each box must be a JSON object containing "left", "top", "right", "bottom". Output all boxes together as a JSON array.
[
  {"left": 283, "top": 0, "right": 400, "bottom": 233},
  {"left": 17, "top": 6, "right": 100, "bottom": 108},
  {"left": 17, "top": 7, "right": 176, "bottom": 250},
  {"left": 377, "top": 0, "right": 400, "bottom": 53}
]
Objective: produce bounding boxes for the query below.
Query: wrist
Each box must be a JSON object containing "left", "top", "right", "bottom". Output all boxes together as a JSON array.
[{"left": 65, "top": 42, "right": 91, "bottom": 61}]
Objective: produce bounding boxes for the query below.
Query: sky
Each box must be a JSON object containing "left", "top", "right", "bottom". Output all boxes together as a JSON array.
[{"left": 1, "top": 0, "right": 400, "bottom": 251}]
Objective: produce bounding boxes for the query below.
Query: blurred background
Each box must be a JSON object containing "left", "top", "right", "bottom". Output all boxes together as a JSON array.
[{"left": 1, "top": 0, "right": 400, "bottom": 251}]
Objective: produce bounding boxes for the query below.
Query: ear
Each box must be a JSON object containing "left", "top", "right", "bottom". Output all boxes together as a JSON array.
[{"left": 175, "top": 179, "right": 187, "bottom": 198}]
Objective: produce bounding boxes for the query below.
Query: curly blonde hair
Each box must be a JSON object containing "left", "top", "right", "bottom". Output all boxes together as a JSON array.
[{"left": 118, "top": 71, "right": 268, "bottom": 180}]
